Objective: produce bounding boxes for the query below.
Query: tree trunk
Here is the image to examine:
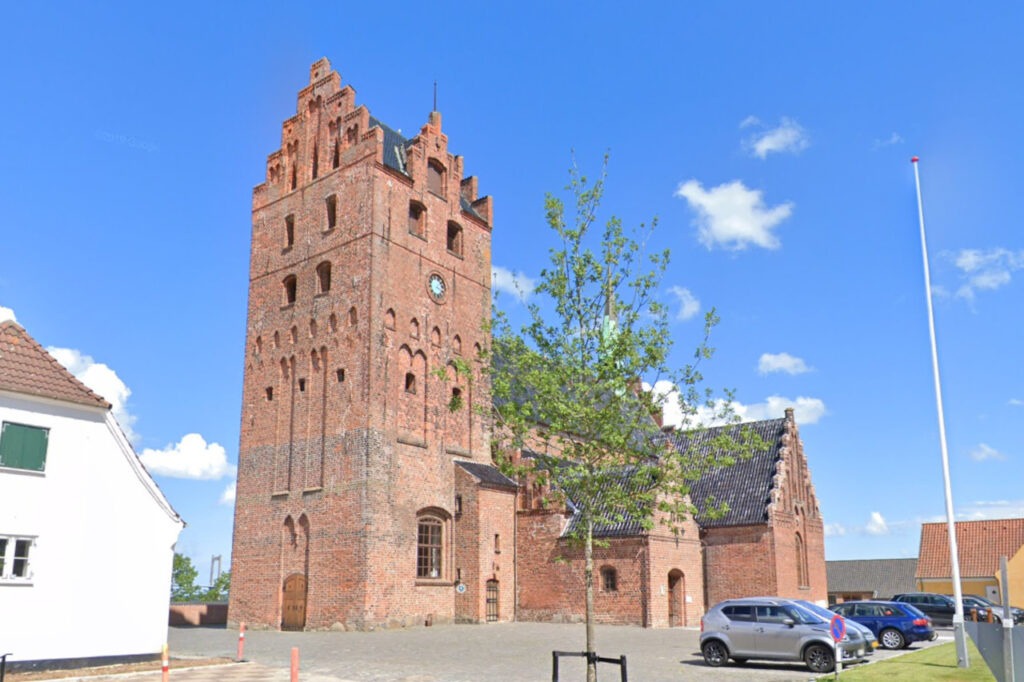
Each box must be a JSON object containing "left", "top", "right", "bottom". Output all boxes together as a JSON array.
[{"left": 585, "top": 515, "right": 596, "bottom": 682}]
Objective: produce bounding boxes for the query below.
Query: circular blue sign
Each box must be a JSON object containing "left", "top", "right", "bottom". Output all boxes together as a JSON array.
[{"left": 830, "top": 614, "right": 846, "bottom": 642}]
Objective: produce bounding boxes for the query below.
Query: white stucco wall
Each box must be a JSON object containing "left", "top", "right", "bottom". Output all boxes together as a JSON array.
[{"left": 0, "top": 391, "right": 183, "bottom": 663}]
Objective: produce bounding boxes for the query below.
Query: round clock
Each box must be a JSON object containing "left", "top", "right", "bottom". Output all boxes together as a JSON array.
[{"left": 428, "top": 273, "right": 447, "bottom": 301}]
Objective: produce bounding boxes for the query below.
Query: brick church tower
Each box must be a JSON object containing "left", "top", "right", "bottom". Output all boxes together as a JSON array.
[{"left": 229, "top": 59, "right": 512, "bottom": 630}]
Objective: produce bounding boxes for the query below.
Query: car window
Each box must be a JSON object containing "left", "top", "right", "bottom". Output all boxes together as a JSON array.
[
  {"left": 756, "top": 605, "right": 787, "bottom": 623},
  {"left": 938, "top": 595, "right": 955, "bottom": 607},
  {"left": 881, "top": 604, "right": 903, "bottom": 617},
  {"left": 853, "top": 604, "right": 876, "bottom": 617},
  {"left": 786, "top": 604, "right": 825, "bottom": 624},
  {"left": 832, "top": 604, "right": 850, "bottom": 615},
  {"left": 723, "top": 605, "right": 755, "bottom": 622}
]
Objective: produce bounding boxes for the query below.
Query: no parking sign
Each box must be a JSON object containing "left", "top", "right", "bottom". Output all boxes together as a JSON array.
[{"left": 831, "top": 614, "right": 846, "bottom": 677}]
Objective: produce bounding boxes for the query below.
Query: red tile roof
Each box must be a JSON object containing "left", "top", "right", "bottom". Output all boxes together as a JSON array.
[
  {"left": 0, "top": 321, "right": 110, "bottom": 409},
  {"left": 917, "top": 518, "right": 1024, "bottom": 578}
]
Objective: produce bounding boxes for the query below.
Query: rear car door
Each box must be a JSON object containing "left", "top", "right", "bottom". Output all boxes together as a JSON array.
[
  {"left": 721, "top": 605, "right": 758, "bottom": 656},
  {"left": 854, "top": 603, "right": 881, "bottom": 636}
]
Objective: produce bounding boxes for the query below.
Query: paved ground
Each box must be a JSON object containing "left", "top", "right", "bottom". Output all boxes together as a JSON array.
[{"left": 159, "top": 624, "right": 956, "bottom": 682}]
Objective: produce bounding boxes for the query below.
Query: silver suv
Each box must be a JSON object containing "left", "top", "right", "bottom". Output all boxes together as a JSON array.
[{"left": 700, "top": 597, "right": 867, "bottom": 673}]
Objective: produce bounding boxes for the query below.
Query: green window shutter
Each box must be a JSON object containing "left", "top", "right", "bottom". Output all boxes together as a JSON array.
[{"left": 0, "top": 422, "right": 49, "bottom": 471}]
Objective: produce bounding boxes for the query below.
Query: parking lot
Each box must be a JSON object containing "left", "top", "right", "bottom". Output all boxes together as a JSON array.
[{"left": 160, "top": 623, "right": 956, "bottom": 682}]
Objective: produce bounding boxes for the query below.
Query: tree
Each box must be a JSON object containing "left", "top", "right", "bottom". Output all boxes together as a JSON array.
[
  {"left": 202, "top": 570, "right": 231, "bottom": 602},
  {"left": 171, "top": 552, "right": 201, "bottom": 602},
  {"left": 454, "top": 159, "right": 757, "bottom": 682}
]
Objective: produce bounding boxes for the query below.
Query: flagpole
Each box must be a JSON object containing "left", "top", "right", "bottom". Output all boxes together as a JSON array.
[{"left": 912, "top": 156, "right": 969, "bottom": 667}]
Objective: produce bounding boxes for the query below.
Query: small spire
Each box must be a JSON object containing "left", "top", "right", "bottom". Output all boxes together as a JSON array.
[{"left": 433, "top": 80, "right": 438, "bottom": 112}]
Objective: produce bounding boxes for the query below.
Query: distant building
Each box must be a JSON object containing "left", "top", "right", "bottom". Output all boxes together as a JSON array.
[
  {"left": 826, "top": 558, "right": 918, "bottom": 604},
  {"left": 228, "top": 58, "right": 827, "bottom": 631},
  {"left": 0, "top": 321, "right": 183, "bottom": 668},
  {"left": 917, "top": 519, "right": 1024, "bottom": 603}
]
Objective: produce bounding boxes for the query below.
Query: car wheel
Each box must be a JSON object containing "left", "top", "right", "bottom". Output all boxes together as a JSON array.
[
  {"left": 880, "top": 628, "right": 905, "bottom": 649},
  {"left": 701, "top": 640, "right": 728, "bottom": 667},
  {"left": 804, "top": 643, "right": 835, "bottom": 673}
]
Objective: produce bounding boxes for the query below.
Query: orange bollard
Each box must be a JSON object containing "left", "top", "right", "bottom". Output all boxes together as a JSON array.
[
  {"left": 161, "top": 643, "right": 169, "bottom": 682},
  {"left": 290, "top": 647, "right": 299, "bottom": 682},
  {"left": 237, "top": 622, "right": 246, "bottom": 661}
]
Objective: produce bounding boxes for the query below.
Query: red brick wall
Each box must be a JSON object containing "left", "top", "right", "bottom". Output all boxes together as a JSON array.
[
  {"left": 454, "top": 469, "right": 516, "bottom": 623},
  {"left": 169, "top": 603, "right": 228, "bottom": 626},
  {"left": 645, "top": 506, "right": 705, "bottom": 627},
  {"left": 702, "top": 524, "right": 778, "bottom": 607},
  {"left": 229, "top": 58, "right": 493, "bottom": 631}
]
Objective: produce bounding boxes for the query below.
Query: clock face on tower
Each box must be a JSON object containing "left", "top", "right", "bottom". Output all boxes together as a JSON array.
[{"left": 428, "top": 273, "right": 447, "bottom": 302}]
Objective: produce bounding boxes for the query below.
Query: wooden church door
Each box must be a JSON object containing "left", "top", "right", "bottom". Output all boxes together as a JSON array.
[
  {"left": 668, "top": 570, "right": 684, "bottom": 627},
  {"left": 282, "top": 573, "right": 307, "bottom": 630}
]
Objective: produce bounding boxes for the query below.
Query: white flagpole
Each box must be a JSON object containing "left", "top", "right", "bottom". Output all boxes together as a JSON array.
[{"left": 912, "top": 156, "right": 969, "bottom": 667}]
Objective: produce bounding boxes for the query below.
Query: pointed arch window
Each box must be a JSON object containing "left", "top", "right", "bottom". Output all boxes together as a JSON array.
[
  {"left": 446, "top": 221, "right": 463, "bottom": 256},
  {"left": 409, "top": 201, "right": 426, "bottom": 238},
  {"left": 282, "top": 275, "right": 297, "bottom": 305},
  {"left": 427, "top": 159, "right": 445, "bottom": 196},
  {"left": 316, "top": 261, "right": 331, "bottom": 294}
]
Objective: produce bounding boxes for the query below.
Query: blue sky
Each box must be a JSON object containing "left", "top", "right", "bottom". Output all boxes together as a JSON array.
[{"left": 2, "top": 3, "right": 1022, "bottom": 581}]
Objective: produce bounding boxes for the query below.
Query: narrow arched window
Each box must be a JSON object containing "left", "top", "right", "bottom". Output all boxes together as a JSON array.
[
  {"left": 290, "top": 165, "right": 297, "bottom": 190},
  {"left": 283, "top": 275, "right": 297, "bottom": 305},
  {"left": 417, "top": 516, "right": 443, "bottom": 578},
  {"left": 325, "top": 195, "right": 337, "bottom": 231},
  {"left": 316, "top": 261, "right": 331, "bottom": 294},
  {"left": 796, "top": 533, "right": 808, "bottom": 587},
  {"left": 446, "top": 221, "right": 463, "bottom": 256},
  {"left": 427, "top": 159, "right": 445, "bottom": 195},
  {"left": 405, "top": 372, "right": 417, "bottom": 394},
  {"left": 601, "top": 566, "right": 618, "bottom": 592},
  {"left": 408, "top": 201, "right": 426, "bottom": 238},
  {"left": 332, "top": 138, "right": 340, "bottom": 169},
  {"left": 348, "top": 306, "right": 357, "bottom": 326},
  {"left": 284, "top": 215, "right": 295, "bottom": 248},
  {"left": 311, "top": 142, "right": 319, "bottom": 179}
]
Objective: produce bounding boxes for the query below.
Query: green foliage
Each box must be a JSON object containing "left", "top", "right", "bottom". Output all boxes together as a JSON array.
[
  {"left": 171, "top": 552, "right": 201, "bottom": 602},
  {"left": 202, "top": 570, "right": 231, "bottom": 602}
]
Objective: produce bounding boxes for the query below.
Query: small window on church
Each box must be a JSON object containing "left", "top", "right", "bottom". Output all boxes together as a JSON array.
[
  {"left": 408, "top": 201, "right": 426, "bottom": 238},
  {"left": 336, "top": 368, "right": 345, "bottom": 383},
  {"left": 417, "top": 516, "right": 443, "bottom": 579},
  {"left": 405, "top": 372, "right": 417, "bottom": 394},
  {"left": 332, "top": 138, "right": 340, "bottom": 169},
  {"left": 446, "top": 221, "right": 463, "bottom": 257},
  {"left": 266, "top": 387, "right": 273, "bottom": 401},
  {"left": 282, "top": 275, "right": 297, "bottom": 305},
  {"left": 494, "top": 534, "right": 501, "bottom": 554},
  {"left": 601, "top": 566, "right": 618, "bottom": 592},
  {"left": 311, "top": 142, "right": 319, "bottom": 180},
  {"left": 285, "top": 215, "right": 295, "bottom": 248},
  {"left": 325, "top": 195, "right": 337, "bottom": 231},
  {"left": 454, "top": 494, "right": 463, "bottom": 515},
  {"left": 298, "top": 378, "right": 306, "bottom": 392},
  {"left": 427, "top": 159, "right": 445, "bottom": 196},
  {"left": 316, "top": 261, "right": 331, "bottom": 294},
  {"left": 290, "top": 165, "right": 297, "bottom": 190}
]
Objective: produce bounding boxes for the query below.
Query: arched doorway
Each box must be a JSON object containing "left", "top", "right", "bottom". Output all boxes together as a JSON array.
[
  {"left": 668, "top": 570, "right": 685, "bottom": 627},
  {"left": 282, "top": 573, "right": 307, "bottom": 630}
]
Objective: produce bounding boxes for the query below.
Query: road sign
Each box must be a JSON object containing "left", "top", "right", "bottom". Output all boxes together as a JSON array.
[{"left": 831, "top": 614, "right": 846, "bottom": 642}]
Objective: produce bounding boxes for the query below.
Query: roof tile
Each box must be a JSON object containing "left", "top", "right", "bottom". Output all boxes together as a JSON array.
[{"left": 917, "top": 518, "right": 1024, "bottom": 578}]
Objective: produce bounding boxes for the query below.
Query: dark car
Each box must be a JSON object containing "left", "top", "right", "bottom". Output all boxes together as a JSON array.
[
  {"left": 831, "top": 600, "right": 937, "bottom": 649},
  {"left": 963, "top": 594, "right": 1024, "bottom": 624},
  {"left": 892, "top": 592, "right": 956, "bottom": 626}
]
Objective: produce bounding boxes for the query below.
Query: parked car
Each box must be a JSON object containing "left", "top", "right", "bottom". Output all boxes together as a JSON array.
[
  {"left": 831, "top": 600, "right": 937, "bottom": 649},
  {"left": 962, "top": 594, "right": 1024, "bottom": 624},
  {"left": 892, "top": 592, "right": 956, "bottom": 626},
  {"left": 700, "top": 597, "right": 868, "bottom": 673},
  {"left": 792, "top": 599, "right": 878, "bottom": 654}
]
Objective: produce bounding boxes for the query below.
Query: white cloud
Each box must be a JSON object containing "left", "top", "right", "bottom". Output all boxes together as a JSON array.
[
  {"left": 824, "top": 522, "right": 847, "bottom": 537},
  {"left": 140, "top": 433, "right": 236, "bottom": 480},
  {"left": 0, "top": 305, "right": 16, "bottom": 323},
  {"left": 491, "top": 265, "right": 536, "bottom": 303},
  {"left": 969, "top": 443, "right": 1007, "bottom": 462},
  {"left": 949, "top": 248, "right": 1024, "bottom": 302},
  {"left": 758, "top": 352, "right": 812, "bottom": 376},
  {"left": 744, "top": 117, "right": 810, "bottom": 159},
  {"left": 646, "top": 381, "right": 827, "bottom": 429},
  {"left": 865, "top": 512, "right": 890, "bottom": 536},
  {"left": 667, "top": 286, "right": 700, "bottom": 321},
  {"left": 675, "top": 179, "right": 793, "bottom": 251},
  {"left": 1010, "top": 399, "right": 1024, "bottom": 407},
  {"left": 219, "top": 481, "right": 237, "bottom": 505},
  {"left": 872, "top": 132, "right": 904, "bottom": 149},
  {"left": 958, "top": 499, "right": 1024, "bottom": 521},
  {"left": 739, "top": 115, "right": 761, "bottom": 129},
  {"left": 47, "top": 346, "right": 138, "bottom": 443}
]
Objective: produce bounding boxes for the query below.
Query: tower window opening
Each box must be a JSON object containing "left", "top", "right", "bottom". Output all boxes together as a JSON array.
[
  {"left": 282, "top": 275, "right": 297, "bottom": 305},
  {"left": 405, "top": 372, "right": 417, "bottom": 394},
  {"left": 408, "top": 201, "right": 425, "bottom": 238},
  {"left": 290, "top": 165, "right": 297, "bottom": 190},
  {"left": 316, "top": 261, "right": 332, "bottom": 294},
  {"left": 298, "top": 378, "right": 306, "bottom": 392},
  {"left": 446, "top": 221, "right": 463, "bottom": 256},
  {"left": 265, "top": 387, "right": 273, "bottom": 401},
  {"left": 285, "top": 215, "right": 295, "bottom": 248},
  {"left": 311, "top": 143, "right": 319, "bottom": 179},
  {"left": 427, "top": 159, "right": 445, "bottom": 196},
  {"left": 332, "top": 138, "right": 340, "bottom": 169},
  {"left": 325, "top": 195, "right": 337, "bottom": 230},
  {"left": 336, "top": 368, "right": 345, "bottom": 383}
]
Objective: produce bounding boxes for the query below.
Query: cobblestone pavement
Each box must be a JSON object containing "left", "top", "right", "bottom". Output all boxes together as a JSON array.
[{"left": 163, "top": 624, "right": 955, "bottom": 682}]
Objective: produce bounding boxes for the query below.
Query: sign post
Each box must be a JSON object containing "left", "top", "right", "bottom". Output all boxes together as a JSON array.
[{"left": 831, "top": 614, "right": 846, "bottom": 678}]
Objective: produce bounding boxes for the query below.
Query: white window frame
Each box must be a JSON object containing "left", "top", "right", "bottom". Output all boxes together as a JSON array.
[{"left": 0, "top": 534, "right": 37, "bottom": 583}]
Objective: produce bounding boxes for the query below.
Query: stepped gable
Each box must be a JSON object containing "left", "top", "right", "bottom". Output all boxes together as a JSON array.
[{"left": 0, "top": 321, "right": 110, "bottom": 409}]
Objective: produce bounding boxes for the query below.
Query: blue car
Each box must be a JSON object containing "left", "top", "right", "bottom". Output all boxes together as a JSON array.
[{"left": 831, "top": 600, "right": 938, "bottom": 649}]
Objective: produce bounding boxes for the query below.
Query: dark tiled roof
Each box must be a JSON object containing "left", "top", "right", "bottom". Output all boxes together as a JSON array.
[
  {"left": 455, "top": 460, "right": 517, "bottom": 489},
  {"left": 826, "top": 558, "right": 919, "bottom": 598},
  {"left": 367, "top": 116, "right": 484, "bottom": 222},
  {"left": 560, "top": 464, "right": 659, "bottom": 538},
  {"left": 668, "top": 418, "right": 788, "bottom": 528},
  {"left": 917, "top": 519, "right": 1024, "bottom": 578},
  {"left": 0, "top": 321, "right": 110, "bottom": 409}
]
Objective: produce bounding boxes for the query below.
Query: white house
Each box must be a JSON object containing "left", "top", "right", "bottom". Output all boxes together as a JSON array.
[{"left": 0, "top": 320, "right": 183, "bottom": 667}]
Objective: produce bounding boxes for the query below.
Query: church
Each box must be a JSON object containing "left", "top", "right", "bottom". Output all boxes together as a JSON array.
[{"left": 227, "top": 59, "right": 826, "bottom": 631}]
